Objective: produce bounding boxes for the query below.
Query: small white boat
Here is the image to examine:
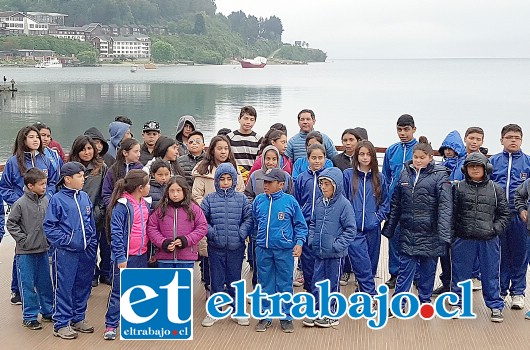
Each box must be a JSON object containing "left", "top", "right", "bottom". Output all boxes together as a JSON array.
[
  {"left": 35, "top": 57, "right": 63, "bottom": 68},
  {"left": 130, "top": 65, "right": 137, "bottom": 73}
]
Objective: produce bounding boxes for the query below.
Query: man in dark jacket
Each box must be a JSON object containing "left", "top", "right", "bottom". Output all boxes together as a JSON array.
[{"left": 451, "top": 152, "right": 510, "bottom": 322}]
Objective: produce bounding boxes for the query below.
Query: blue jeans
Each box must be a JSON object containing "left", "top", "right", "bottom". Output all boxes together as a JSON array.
[
  {"left": 208, "top": 246, "right": 245, "bottom": 301},
  {"left": 17, "top": 252, "right": 53, "bottom": 321},
  {"left": 158, "top": 260, "right": 195, "bottom": 269}
]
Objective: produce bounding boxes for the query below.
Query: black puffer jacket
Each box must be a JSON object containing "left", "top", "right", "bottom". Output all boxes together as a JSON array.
[
  {"left": 382, "top": 160, "right": 452, "bottom": 257},
  {"left": 177, "top": 152, "right": 204, "bottom": 187},
  {"left": 453, "top": 152, "right": 511, "bottom": 240}
]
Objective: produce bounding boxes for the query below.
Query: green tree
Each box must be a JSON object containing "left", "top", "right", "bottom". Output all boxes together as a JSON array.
[
  {"left": 194, "top": 13, "right": 206, "bottom": 35},
  {"left": 151, "top": 40, "right": 175, "bottom": 62},
  {"left": 77, "top": 50, "right": 98, "bottom": 65}
]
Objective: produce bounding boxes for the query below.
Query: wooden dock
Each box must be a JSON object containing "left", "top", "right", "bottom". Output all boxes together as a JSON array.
[{"left": 0, "top": 232, "right": 529, "bottom": 350}]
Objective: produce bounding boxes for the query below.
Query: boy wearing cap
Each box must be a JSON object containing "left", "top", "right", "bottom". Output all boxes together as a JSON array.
[
  {"left": 381, "top": 114, "right": 418, "bottom": 289},
  {"left": 7, "top": 168, "right": 53, "bottom": 330},
  {"left": 44, "top": 162, "right": 97, "bottom": 340},
  {"left": 140, "top": 120, "right": 161, "bottom": 165},
  {"left": 252, "top": 168, "right": 308, "bottom": 333},
  {"left": 451, "top": 152, "right": 510, "bottom": 322}
]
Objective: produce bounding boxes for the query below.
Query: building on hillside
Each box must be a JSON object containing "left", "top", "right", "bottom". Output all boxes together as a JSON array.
[
  {"left": 48, "top": 23, "right": 102, "bottom": 42},
  {"left": 112, "top": 35, "right": 150, "bottom": 59},
  {"left": 26, "top": 12, "right": 67, "bottom": 26},
  {"left": 0, "top": 11, "right": 50, "bottom": 36},
  {"left": 91, "top": 36, "right": 113, "bottom": 58}
]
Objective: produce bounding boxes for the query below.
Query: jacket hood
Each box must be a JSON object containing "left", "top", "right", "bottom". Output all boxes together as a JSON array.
[
  {"left": 261, "top": 145, "right": 281, "bottom": 171},
  {"left": 439, "top": 130, "right": 466, "bottom": 158},
  {"left": 318, "top": 167, "right": 344, "bottom": 203},
  {"left": 84, "top": 127, "right": 109, "bottom": 156},
  {"left": 214, "top": 163, "right": 237, "bottom": 195},
  {"left": 108, "top": 121, "right": 130, "bottom": 149},
  {"left": 463, "top": 152, "right": 491, "bottom": 182},
  {"left": 175, "top": 115, "right": 197, "bottom": 139}
]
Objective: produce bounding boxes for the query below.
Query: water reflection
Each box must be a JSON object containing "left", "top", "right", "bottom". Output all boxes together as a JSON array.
[{"left": 0, "top": 83, "right": 282, "bottom": 161}]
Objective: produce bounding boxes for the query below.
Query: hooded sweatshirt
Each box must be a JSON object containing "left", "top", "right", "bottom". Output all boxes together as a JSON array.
[
  {"left": 244, "top": 145, "right": 293, "bottom": 201},
  {"left": 84, "top": 127, "right": 112, "bottom": 166},
  {"left": 191, "top": 162, "right": 245, "bottom": 205},
  {"left": 107, "top": 121, "right": 130, "bottom": 158},
  {"left": 438, "top": 130, "right": 466, "bottom": 173},
  {"left": 175, "top": 115, "right": 197, "bottom": 156}
]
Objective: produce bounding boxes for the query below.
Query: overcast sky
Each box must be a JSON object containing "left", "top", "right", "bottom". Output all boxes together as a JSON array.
[{"left": 216, "top": 1, "right": 530, "bottom": 59}]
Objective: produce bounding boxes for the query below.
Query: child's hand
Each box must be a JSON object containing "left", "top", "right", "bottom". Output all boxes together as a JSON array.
[
  {"left": 174, "top": 238, "right": 183, "bottom": 248},
  {"left": 521, "top": 210, "right": 528, "bottom": 223},
  {"left": 118, "top": 261, "right": 127, "bottom": 269},
  {"left": 167, "top": 242, "right": 176, "bottom": 252},
  {"left": 293, "top": 244, "right": 302, "bottom": 257}
]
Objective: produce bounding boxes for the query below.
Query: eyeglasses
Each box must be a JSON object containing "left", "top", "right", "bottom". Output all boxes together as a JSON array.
[
  {"left": 188, "top": 138, "right": 203, "bottom": 145},
  {"left": 503, "top": 136, "right": 522, "bottom": 141}
]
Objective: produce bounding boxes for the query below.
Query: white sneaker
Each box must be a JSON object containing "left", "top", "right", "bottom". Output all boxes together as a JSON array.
[
  {"left": 472, "top": 278, "right": 482, "bottom": 291},
  {"left": 232, "top": 317, "right": 250, "bottom": 326},
  {"left": 201, "top": 315, "right": 217, "bottom": 327},
  {"left": 511, "top": 295, "right": 525, "bottom": 310}
]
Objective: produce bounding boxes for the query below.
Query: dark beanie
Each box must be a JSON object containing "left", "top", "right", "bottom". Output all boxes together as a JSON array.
[
  {"left": 352, "top": 127, "right": 368, "bottom": 140},
  {"left": 396, "top": 114, "right": 415, "bottom": 127}
]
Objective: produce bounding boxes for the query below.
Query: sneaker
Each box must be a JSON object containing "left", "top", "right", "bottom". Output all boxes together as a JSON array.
[
  {"left": 103, "top": 327, "right": 117, "bottom": 340},
  {"left": 525, "top": 310, "right": 530, "bottom": 320},
  {"left": 432, "top": 284, "right": 450, "bottom": 296},
  {"left": 340, "top": 272, "right": 351, "bottom": 286},
  {"left": 293, "top": 269, "right": 304, "bottom": 287},
  {"left": 91, "top": 278, "right": 99, "bottom": 288},
  {"left": 53, "top": 326, "right": 78, "bottom": 340},
  {"left": 255, "top": 319, "right": 272, "bottom": 332},
  {"left": 10, "top": 292, "right": 22, "bottom": 305},
  {"left": 511, "top": 295, "right": 525, "bottom": 310},
  {"left": 22, "top": 320, "right": 42, "bottom": 330},
  {"left": 490, "top": 309, "right": 504, "bottom": 323},
  {"left": 71, "top": 320, "right": 94, "bottom": 333},
  {"left": 232, "top": 317, "right": 250, "bottom": 326},
  {"left": 41, "top": 315, "right": 53, "bottom": 323},
  {"left": 314, "top": 317, "right": 339, "bottom": 328},
  {"left": 201, "top": 315, "right": 217, "bottom": 327},
  {"left": 472, "top": 278, "right": 482, "bottom": 291},
  {"left": 302, "top": 318, "right": 315, "bottom": 327},
  {"left": 280, "top": 320, "right": 294, "bottom": 333},
  {"left": 385, "top": 275, "right": 397, "bottom": 289}
]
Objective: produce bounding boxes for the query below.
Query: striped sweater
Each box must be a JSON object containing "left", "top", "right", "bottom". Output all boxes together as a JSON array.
[{"left": 227, "top": 130, "right": 263, "bottom": 171}]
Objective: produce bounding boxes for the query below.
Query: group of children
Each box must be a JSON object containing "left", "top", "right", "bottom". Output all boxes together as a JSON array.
[{"left": 1, "top": 108, "right": 530, "bottom": 340}]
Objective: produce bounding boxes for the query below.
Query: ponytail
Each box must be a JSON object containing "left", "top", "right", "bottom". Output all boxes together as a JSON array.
[{"left": 414, "top": 136, "right": 433, "bottom": 155}]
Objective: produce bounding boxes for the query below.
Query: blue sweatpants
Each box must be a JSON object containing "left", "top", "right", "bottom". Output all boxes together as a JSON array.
[
  {"left": 11, "top": 254, "right": 19, "bottom": 293},
  {"left": 312, "top": 257, "right": 342, "bottom": 313},
  {"left": 394, "top": 253, "right": 437, "bottom": 304},
  {"left": 451, "top": 237, "right": 503, "bottom": 310},
  {"left": 499, "top": 215, "right": 528, "bottom": 296},
  {"left": 209, "top": 246, "right": 245, "bottom": 302},
  {"left": 348, "top": 233, "right": 377, "bottom": 295},
  {"left": 256, "top": 246, "right": 294, "bottom": 321},
  {"left": 301, "top": 241, "right": 315, "bottom": 292},
  {"left": 52, "top": 246, "right": 97, "bottom": 330},
  {"left": 388, "top": 225, "right": 401, "bottom": 277},
  {"left": 17, "top": 252, "right": 53, "bottom": 321},
  {"left": 364, "top": 227, "right": 382, "bottom": 278},
  {"left": 94, "top": 227, "right": 111, "bottom": 281},
  {"left": 105, "top": 253, "right": 148, "bottom": 328}
]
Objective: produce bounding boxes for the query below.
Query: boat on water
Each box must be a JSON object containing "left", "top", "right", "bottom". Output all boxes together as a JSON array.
[
  {"left": 240, "top": 56, "right": 267, "bottom": 68},
  {"left": 130, "top": 65, "right": 137, "bottom": 73},
  {"left": 144, "top": 62, "right": 157, "bottom": 69},
  {"left": 35, "top": 57, "right": 63, "bottom": 68}
]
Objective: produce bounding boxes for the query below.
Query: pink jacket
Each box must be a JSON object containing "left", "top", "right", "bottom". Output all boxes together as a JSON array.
[{"left": 147, "top": 202, "right": 207, "bottom": 261}]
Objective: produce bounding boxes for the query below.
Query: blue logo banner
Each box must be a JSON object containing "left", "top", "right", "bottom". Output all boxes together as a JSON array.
[{"left": 120, "top": 268, "right": 193, "bottom": 340}]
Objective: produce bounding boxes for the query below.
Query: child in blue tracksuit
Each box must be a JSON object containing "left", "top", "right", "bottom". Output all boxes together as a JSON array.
[
  {"left": 514, "top": 173, "right": 530, "bottom": 319},
  {"left": 0, "top": 125, "right": 59, "bottom": 305},
  {"left": 382, "top": 137, "right": 452, "bottom": 309},
  {"left": 294, "top": 143, "right": 328, "bottom": 292},
  {"left": 253, "top": 168, "right": 308, "bottom": 333},
  {"left": 292, "top": 131, "right": 333, "bottom": 180},
  {"left": 489, "top": 124, "right": 530, "bottom": 309},
  {"left": 201, "top": 163, "right": 253, "bottom": 327},
  {"left": 381, "top": 114, "right": 418, "bottom": 288},
  {"left": 7, "top": 168, "right": 53, "bottom": 330},
  {"left": 452, "top": 152, "right": 510, "bottom": 322},
  {"left": 43, "top": 162, "right": 97, "bottom": 340},
  {"left": 343, "top": 141, "right": 390, "bottom": 294},
  {"left": 304, "top": 167, "right": 355, "bottom": 328},
  {"left": 104, "top": 169, "right": 151, "bottom": 340}
]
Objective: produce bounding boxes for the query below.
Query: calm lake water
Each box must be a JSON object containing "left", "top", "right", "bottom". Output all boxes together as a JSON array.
[{"left": 1, "top": 59, "right": 530, "bottom": 161}]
